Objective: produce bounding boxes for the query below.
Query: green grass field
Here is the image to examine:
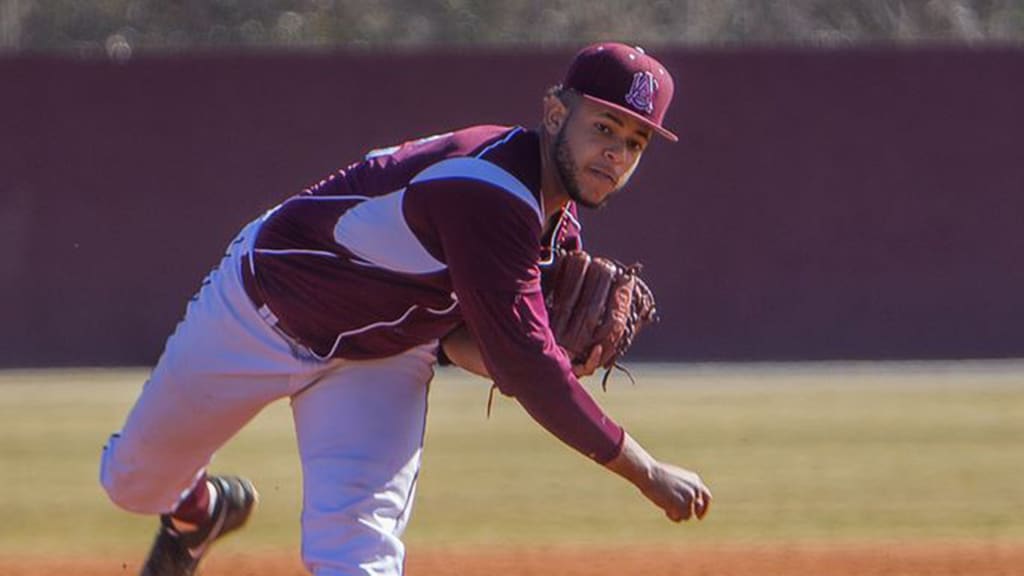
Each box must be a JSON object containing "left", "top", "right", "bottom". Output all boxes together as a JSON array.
[{"left": 1, "top": 362, "right": 1022, "bottom": 558}]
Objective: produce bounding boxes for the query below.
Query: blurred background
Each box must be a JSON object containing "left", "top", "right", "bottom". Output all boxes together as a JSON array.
[
  {"left": 3, "top": 0, "right": 1024, "bottom": 57},
  {"left": 4, "top": 1, "right": 1024, "bottom": 367}
]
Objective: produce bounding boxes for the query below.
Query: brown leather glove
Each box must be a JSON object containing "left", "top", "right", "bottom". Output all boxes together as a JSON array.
[{"left": 543, "top": 250, "right": 658, "bottom": 380}]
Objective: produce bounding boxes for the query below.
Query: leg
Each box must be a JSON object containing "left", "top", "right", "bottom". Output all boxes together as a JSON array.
[
  {"left": 99, "top": 219, "right": 312, "bottom": 575},
  {"left": 99, "top": 363, "right": 288, "bottom": 514},
  {"left": 100, "top": 219, "right": 302, "bottom": 513},
  {"left": 291, "top": 344, "right": 436, "bottom": 576}
]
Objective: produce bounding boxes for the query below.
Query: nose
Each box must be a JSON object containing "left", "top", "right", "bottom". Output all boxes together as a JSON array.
[{"left": 603, "top": 140, "right": 626, "bottom": 164}]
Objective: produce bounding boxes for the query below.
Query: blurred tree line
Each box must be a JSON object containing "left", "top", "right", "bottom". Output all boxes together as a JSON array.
[{"left": 2, "top": 0, "right": 1024, "bottom": 58}]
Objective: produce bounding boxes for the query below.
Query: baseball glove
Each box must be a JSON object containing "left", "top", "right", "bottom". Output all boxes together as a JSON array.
[{"left": 543, "top": 250, "right": 658, "bottom": 387}]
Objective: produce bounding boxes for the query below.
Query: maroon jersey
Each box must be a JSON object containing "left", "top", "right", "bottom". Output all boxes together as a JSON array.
[{"left": 248, "top": 125, "right": 622, "bottom": 462}]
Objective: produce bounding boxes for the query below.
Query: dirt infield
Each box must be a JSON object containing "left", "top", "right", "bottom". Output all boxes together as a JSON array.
[{"left": 5, "top": 542, "right": 1023, "bottom": 575}]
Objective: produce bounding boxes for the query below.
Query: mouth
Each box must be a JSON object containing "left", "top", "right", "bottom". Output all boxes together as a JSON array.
[{"left": 587, "top": 167, "right": 618, "bottom": 187}]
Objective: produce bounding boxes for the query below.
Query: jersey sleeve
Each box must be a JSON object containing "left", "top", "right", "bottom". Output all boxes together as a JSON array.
[{"left": 405, "top": 177, "right": 624, "bottom": 463}]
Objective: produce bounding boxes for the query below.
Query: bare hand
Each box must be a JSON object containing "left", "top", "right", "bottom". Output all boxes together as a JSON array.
[
  {"left": 572, "top": 345, "right": 603, "bottom": 378},
  {"left": 605, "top": 434, "right": 712, "bottom": 522},
  {"left": 642, "top": 462, "right": 712, "bottom": 522}
]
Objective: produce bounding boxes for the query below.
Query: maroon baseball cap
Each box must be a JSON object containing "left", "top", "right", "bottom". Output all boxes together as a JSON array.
[{"left": 563, "top": 42, "right": 678, "bottom": 142}]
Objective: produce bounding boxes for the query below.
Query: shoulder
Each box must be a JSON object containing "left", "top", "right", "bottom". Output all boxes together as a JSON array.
[
  {"left": 412, "top": 125, "right": 542, "bottom": 218},
  {"left": 410, "top": 156, "right": 543, "bottom": 226},
  {"left": 382, "top": 125, "right": 528, "bottom": 164}
]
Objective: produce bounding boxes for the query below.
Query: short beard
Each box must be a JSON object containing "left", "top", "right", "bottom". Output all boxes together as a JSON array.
[{"left": 553, "top": 124, "right": 607, "bottom": 210}]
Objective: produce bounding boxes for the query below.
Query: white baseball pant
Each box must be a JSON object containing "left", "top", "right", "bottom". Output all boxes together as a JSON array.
[{"left": 100, "top": 218, "right": 435, "bottom": 575}]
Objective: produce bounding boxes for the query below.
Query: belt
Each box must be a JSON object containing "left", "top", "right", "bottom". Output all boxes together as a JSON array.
[{"left": 239, "top": 252, "right": 306, "bottom": 349}]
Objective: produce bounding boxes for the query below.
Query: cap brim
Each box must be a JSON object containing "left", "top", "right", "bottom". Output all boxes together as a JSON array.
[{"left": 580, "top": 94, "right": 679, "bottom": 143}]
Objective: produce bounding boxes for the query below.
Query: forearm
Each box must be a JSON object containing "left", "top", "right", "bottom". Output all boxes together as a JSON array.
[
  {"left": 451, "top": 288, "right": 624, "bottom": 463},
  {"left": 440, "top": 325, "right": 491, "bottom": 378},
  {"left": 512, "top": 378, "right": 625, "bottom": 463},
  {"left": 604, "top": 432, "right": 656, "bottom": 488},
  {"left": 604, "top": 431, "right": 713, "bottom": 522},
  {"left": 442, "top": 323, "right": 602, "bottom": 380}
]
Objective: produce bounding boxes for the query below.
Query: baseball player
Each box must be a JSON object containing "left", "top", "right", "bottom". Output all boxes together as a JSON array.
[{"left": 100, "top": 42, "right": 712, "bottom": 576}]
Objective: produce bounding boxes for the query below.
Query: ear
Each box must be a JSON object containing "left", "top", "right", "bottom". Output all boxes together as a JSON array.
[{"left": 542, "top": 94, "right": 569, "bottom": 136}]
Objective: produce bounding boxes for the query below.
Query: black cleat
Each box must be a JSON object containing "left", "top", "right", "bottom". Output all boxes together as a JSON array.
[{"left": 140, "top": 476, "right": 258, "bottom": 576}]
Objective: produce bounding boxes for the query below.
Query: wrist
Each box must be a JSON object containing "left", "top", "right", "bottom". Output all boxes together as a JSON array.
[{"left": 604, "top": 432, "right": 656, "bottom": 489}]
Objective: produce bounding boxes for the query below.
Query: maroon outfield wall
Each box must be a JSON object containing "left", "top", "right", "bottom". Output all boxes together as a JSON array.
[{"left": 2, "top": 49, "right": 1023, "bottom": 367}]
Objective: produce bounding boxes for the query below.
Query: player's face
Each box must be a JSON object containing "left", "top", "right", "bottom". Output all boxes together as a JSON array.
[{"left": 554, "top": 98, "right": 652, "bottom": 209}]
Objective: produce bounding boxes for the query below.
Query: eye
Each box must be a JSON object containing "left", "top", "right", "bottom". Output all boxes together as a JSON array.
[
  {"left": 594, "top": 122, "right": 612, "bottom": 135},
  {"left": 627, "top": 138, "right": 649, "bottom": 153}
]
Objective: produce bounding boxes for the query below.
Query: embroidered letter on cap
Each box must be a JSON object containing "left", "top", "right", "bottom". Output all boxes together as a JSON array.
[{"left": 624, "top": 70, "right": 657, "bottom": 115}]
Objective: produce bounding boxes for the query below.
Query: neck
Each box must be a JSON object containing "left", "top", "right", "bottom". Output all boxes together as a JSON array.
[{"left": 538, "top": 127, "right": 570, "bottom": 220}]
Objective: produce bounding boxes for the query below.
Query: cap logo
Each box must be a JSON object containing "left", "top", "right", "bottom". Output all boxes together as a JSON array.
[{"left": 624, "top": 71, "right": 657, "bottom": 115}]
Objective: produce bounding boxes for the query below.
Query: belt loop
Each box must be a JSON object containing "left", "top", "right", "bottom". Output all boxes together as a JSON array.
[
  {"left": 257, "top": 304, "right": 279, "bottom": 326},
  {"left": 240, "top": 252, "right": 320, "bottom": 362}
]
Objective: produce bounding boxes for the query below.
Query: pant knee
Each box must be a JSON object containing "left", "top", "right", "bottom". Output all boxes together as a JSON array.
[{"left": 99, "top": 434, "right": 185, "bottom": 514}]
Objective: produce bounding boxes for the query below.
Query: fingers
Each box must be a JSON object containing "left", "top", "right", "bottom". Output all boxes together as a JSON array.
[
  {"left": 689, "top": 477, "right": 712, "bottom": 521},
  {"left": 658, "top": 468, "right": 712, "bottom": 523},
  {"left": 665, "top": 486, "right": 711, "bottom": 523},
  {"left": 572, "top": 345, "right": 603, "bottom": 377},
  {"left": 685, "top": 479, "right": 712, "bottom": 522},
  {"left": 586, "top": 345, "right": 603, "bottom": 373},
  {"left": 694, "top": 487, "right": 712, "bottom": 520},
  {"left": 625, "top": 454, "right": 712, "bottom": 525}
]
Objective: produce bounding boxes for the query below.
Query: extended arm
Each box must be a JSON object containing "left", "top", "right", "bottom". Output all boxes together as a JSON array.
[
  {"left": 440, "top": 324, "right": 490, "bottom": 378},
  {"left": 441, "top": 323, "right": 603, "bottom": 379},
  {"left": 442, "top": 322, "right": 711, "bottom": 521},
  {"left": 411, "top": 177, "right": 711, "bottom": 520},
  {"left": 605, "top": 433, "right": 712, "bottom": 521}
]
